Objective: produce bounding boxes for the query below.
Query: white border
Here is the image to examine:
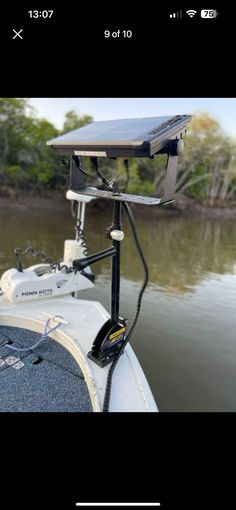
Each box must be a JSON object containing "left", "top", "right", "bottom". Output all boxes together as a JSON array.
[{"left": 76, "top": 504, "right": 161, "bottom": 507}]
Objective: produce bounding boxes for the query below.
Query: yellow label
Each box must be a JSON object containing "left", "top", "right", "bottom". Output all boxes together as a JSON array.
[{"left": 109, "top": 327, "right": 125, "bottom": 341}]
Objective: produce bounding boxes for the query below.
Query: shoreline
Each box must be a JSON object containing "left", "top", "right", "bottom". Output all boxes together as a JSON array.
[{"left": 1, "top": 190, "right": 236, "bottom": 219}]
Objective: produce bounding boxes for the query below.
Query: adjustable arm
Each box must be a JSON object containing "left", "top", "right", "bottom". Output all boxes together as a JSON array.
[{"left": 73, "top": 246, "right": 116, "bottom": 271}]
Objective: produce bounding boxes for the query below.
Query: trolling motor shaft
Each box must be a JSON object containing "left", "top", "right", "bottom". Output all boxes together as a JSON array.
[
  {"left": 72, "top": 200, "right": 127, "bottom": 367},
  {"left": 72, "top": 213, "right": 127, "bottom": 368},
  {"left": 85, "top": 200, "right": 127, "bottom": 367}
]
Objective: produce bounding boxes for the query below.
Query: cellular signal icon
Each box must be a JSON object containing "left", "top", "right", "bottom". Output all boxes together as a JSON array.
[{"left": 169, "top": 10, "right": 182, "bottom": 18}]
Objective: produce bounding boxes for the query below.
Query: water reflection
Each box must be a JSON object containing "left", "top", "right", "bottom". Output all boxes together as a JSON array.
[
  {"left": 85, "top": 214, "right": 236, "bottom": 293},
  {"left": 1, "top": 207, "right": 236, "bottom": 295},
  {"left": 138, "top": 217, "right": 236, "bottom": 293}
]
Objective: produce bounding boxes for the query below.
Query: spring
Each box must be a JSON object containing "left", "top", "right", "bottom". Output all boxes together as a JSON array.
[
  {"left": 14, "top": 247, "right": 73, "bottom": 274},
  {"left": 14, "top": 247, "right": 54, "bottom": 264},
  {"left": 14, "top": 246, "right": 53, "bottom": 272},
  {"left": 75, "top": 218, "right": 89, "bottom": 257},
  {"left": 50, "top": 262, "right": 74, "bottom": 273}
]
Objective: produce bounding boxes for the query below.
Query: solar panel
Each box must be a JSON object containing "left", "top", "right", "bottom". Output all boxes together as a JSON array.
[{"left": 47, "top": 115, "right": 191, "bottom": 157}]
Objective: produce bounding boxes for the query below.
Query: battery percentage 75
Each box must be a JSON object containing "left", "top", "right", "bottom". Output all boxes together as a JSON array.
[{"left": 201, "top": 10, "right": 218, "bottom": 18}]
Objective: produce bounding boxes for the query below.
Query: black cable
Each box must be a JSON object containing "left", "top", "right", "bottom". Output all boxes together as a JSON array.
[
  {"left": 50, "top": 262, "right": 74, "bottom": 273},
  {"left": 122, "top": 202, "right": 149, "bottom": 343},
  {"left": 102, "top": 201, "right": 149, "bottom": 412},
  {"left": 74, "top": 207, "right": 94, "bottom": 281},
  {"left": 124, "top": 159, "right": 130, "bottom": 191},
  {"left": 14, "top": 247, "right": 73, "bottom": 274},
  {"left": 14, "top": 247, "right": 54, "bottom": 272},
  {"left": 74, "top": 211, "right": 89, "bottom": 257},
  {"left": 72, "top": 155, "right": 94, "bottom": 179}
]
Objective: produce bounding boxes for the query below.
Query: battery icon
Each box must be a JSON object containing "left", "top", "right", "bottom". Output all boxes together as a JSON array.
[{"left": 201, "top": 9, "right": 218, "bottom": 18}]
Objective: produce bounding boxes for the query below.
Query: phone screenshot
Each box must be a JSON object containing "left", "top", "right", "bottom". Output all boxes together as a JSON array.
[{"left": 0, "top": 5, "right": 234, "bottom": 510}]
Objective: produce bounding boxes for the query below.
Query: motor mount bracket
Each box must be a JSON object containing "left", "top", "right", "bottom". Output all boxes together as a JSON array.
[{"left": 87, "top": 317, "right": 127, "bottom": 367}]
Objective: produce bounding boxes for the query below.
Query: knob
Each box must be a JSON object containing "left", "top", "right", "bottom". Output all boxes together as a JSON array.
[{"left": 110, "top": 230, "right": 125, "bottom": 241}]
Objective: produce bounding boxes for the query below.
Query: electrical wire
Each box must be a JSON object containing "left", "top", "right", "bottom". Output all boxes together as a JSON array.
[
  {"left": 14, "top": 247, "right": 54, "bottom": 272},
  {"left": 14, "top": 247, "right": 73, "bottom": 274},
  {"left": 50, "top": 262, "right": 74, "bottom": 273},
  {"left": 124, "top": 159, "right": 130, "bottom": 191},
  {"left": 72, "top": 155, "right": 94, "bottom": 179},
  {"left": 75, "top": 217, "right": 89, "bottom": 257}
]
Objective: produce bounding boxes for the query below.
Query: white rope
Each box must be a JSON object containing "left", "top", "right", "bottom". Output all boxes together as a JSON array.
[{"left": 5, "top": 315, "right": 66, "bottom": 352}]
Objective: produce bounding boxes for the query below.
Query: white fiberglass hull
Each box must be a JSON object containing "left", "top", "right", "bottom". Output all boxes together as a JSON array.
[{"left": 0, "top": 295, "right": 158, "bottom": 412}]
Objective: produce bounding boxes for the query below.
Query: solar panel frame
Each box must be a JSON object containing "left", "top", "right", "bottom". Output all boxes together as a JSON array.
[{"left": 47, "top": 115, "right": 192, "bottom": 157}]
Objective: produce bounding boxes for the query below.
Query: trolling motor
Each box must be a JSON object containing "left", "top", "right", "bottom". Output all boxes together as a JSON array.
[{"left": 0, "top": 191, "right": 96, "bottom": 303}]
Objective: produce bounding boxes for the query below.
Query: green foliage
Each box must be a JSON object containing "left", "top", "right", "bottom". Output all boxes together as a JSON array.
[
  {"left": 176, "top": 113, "right": 236, "bottom": 203},
  {"left": 63, "top": 111, "right": 93, "bottom": 132},
  {"left": 1, "top": 99, "right": 64, "bottom": 190},
  {"left": 4, "top": 165, "right": 24, "bottom": 187},
  {"left": 1, "top": 101, "right": 236, "bottom": 204},
  {"left": 127, "top": 179, "right": 154, "bottom": 195}
]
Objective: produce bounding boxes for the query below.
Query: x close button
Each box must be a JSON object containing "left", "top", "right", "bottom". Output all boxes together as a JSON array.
[{"left": 12, "top": 29, "right": 23, "bottom": 39}]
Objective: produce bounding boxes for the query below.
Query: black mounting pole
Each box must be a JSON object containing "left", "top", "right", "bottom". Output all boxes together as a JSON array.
[
  {"left": 87, "top": 197, "right": 126, "bottom": 367},
  {"left": 111, "top": 200, "right": 122, "bottom": 323},
  {"left": 71, "top": 156, "right": 127, "bottom": 367}
]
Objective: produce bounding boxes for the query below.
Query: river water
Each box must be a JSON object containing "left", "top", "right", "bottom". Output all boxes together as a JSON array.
[{"left": 1, "top": 203, "right": 236, "bottom": 411}]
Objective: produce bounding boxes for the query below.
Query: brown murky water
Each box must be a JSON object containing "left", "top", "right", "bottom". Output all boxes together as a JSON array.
[{"left": 1, "top": 203, "right": 236, "bottom": 411}]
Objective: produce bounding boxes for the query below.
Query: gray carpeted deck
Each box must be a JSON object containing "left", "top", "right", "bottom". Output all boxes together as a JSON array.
[{"left": 0, "top": 326, "right": 92, "bottom": 412}]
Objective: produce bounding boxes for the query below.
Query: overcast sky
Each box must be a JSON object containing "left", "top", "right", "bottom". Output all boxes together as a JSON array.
[{"left": 29, "top": 98, "right": 236, "bottom": 137}]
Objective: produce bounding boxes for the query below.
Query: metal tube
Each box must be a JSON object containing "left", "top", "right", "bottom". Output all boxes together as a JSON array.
[
  {"left": 111, "top": 200, "right": 122, "bottom": 323},
  {"left": 80, "top": 202, "right": 86, "bottom": 230},
  {"left": 73, "top": 246, "right": 116, "bottom": 270},
  {"left": 75, "top": 202, "right": 81, "bottom": 241},
  {"left": 75, "top": 201, "right": 86, "bottom": 241}
]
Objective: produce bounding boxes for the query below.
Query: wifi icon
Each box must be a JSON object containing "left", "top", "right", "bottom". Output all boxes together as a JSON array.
[{"left": 186, "top": 9, "right": 197, "bottom": 17}]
